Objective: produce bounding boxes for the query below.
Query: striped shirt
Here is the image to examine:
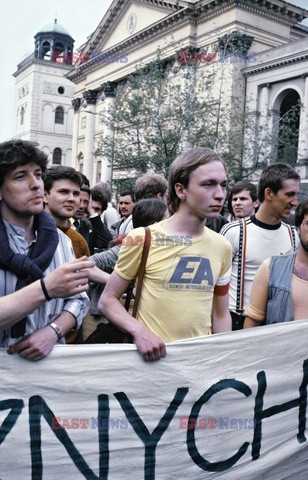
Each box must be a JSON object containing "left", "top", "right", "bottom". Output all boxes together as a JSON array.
[
  {"left": 219, "top": 215, "right": 298, "bottom": 314},
  {"left": 0, "top": 219, "right": 89, "bottom": 347}
]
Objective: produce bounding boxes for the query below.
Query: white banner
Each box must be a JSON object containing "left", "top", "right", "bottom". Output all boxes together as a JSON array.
[{"left": 0, "top": 320, "right": 307, "bottom": 480}]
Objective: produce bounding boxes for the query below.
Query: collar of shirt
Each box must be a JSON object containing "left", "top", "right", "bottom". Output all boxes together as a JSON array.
[
  {"left": 70, "top": 218, "right": 79, "bottom": 230},
  {"left": 3, "top": 218, "right": 37, "bottom": 251}
]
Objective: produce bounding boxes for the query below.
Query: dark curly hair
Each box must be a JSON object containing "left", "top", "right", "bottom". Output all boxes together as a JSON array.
[{"left": 0, "top": 140, "right": 48, "bottom": 186}]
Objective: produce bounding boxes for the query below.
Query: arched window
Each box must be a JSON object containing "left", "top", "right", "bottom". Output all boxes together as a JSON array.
[
  {"left": 277, "top": 90, "right": 301, "bottom": 166},
  {"left": 54, "top": 42, "right": 64, "bottom": 53},
  {"left": 77, "top": 152, "right": 84, "bottom": 173},
  {"left": 20, "top": 106, "right": 25, "bottom": 125},
  {"left": 53, "top": 148, "right": 62, "bottom": 164},
  {"left": 55, "top": 106, "right": 64, "bottom": 124},
  {"left": 42, "top": 41, "right": 51, "bottom": 59}
]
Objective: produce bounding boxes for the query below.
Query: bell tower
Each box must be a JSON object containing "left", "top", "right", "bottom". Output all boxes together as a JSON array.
[
  {"left": 34, "top": 18, "right": 74, "bottom": 64},
  {"left": 12, "top": 19, "right": 75, "bottom": 166}
]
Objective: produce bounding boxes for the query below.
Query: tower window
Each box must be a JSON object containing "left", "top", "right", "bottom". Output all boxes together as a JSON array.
[
  {"left": 55, "top": 106, "right": 64, "bottom": 124},
  {"left": 42, "top": 41, "right": 51, "bottom": 59},
  {"left": 58, "top": 86, "right": 65, "bottom": 94},
  {"left": 53, "top": 148, "right": 62, "bottom": 164}
]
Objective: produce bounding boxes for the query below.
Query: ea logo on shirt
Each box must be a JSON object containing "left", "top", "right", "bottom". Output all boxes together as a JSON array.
[{"left": 164, "top": 255, "right": 213, "bottom": 291}]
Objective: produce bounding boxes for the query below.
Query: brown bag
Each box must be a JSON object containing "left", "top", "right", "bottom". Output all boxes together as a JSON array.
[{"left": 85, "top": 227, "right": 151, "bottom": 344}]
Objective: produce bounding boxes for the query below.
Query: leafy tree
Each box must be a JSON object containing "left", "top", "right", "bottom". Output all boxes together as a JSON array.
[{"left": 96, "top": 42, "right": 301, "bottom": 192}]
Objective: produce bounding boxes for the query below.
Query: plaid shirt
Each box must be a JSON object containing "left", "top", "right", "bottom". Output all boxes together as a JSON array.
[{"left": 0, "top": 219, "right": 89, "bottom": 347}]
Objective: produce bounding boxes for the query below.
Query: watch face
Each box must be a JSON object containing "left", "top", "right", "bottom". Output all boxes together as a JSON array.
[{"left": 127, "top": 13, "right": 137, "bottom": 33}]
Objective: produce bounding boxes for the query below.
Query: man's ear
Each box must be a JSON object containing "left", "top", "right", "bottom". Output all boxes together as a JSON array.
[
  {"left": 43, "top": 190, "right": 48, "bottom": 204},
  {"left": 174, "top": 183, "right": 186, "bottom": 202},
  {"left": 264, "top": 187, "right": 273, "bottom": 201},
  {"left": 253, "top": 199, "right": 260, "bottom": 210}
]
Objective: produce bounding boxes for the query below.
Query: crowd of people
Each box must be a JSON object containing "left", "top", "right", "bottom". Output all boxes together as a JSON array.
[{"left": 0, "top": 139, "right": 307, "bottom": 362}]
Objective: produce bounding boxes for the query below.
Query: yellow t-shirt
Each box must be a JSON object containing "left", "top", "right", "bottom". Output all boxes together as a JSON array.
[{"left": 115, "top": 222, "right": 232, "bottom": 342}]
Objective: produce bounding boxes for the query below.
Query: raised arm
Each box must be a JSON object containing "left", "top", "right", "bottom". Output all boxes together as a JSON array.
[{"left": 0, "top": 256, "right": 93, "bottom": 330}]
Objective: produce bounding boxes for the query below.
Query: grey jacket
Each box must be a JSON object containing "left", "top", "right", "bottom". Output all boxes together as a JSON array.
[{"left": 266, "top": 253, "right": 296, "bottom": 324}]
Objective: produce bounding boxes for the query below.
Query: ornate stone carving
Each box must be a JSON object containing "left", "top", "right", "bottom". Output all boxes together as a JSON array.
[
  {"left": 83, "top": 90, "right": 99, "bottom": 105},
  {"left": 72, "top": 98, "right": 81, "bottom": 112},
  {"left": 101, "top": 81, "right": 117, "bottom": 98},
  {"left": 18, "top": 84, "right": 29, "bottom": 98},
  {"left": 43, "top": 82, "right": 54, "bottom": 94},
  {"left": 218, "top": 31, "right": 254, "bottom": 54}
]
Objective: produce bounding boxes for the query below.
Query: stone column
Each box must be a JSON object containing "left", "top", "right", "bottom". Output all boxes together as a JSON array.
[
  {"left": 71, "top": 98, "right": 81, "bottom": 170},
  {"left": 258, "top": 83, "right": 271, "bottom": 162},
  {"left": 83, "top": 90, "right": 99, "bottom": 185},
  {"left": 100, "top": 81, "right": 117, "bottom": 184},
  {"left": 298, "top": 75, "right": 308, "bottom": 163},
  {"left": 296, "top": 75, "right": 308, "bottom": 181}
]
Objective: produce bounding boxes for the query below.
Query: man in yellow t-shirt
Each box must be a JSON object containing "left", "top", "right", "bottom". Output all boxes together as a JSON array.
[{"left": 100, "top": 148, "right": 232, "bottom": 361}]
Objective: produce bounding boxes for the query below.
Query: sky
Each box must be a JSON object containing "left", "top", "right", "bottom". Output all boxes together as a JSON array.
[
  {"left": 0, "top": 0, "right": 307, "bottom": 142},
  {"left": 0, "top": 0, "right": 113, "bottom": 141}
]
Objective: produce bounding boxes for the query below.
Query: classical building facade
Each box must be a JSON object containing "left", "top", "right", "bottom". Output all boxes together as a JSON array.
[
  {"left": 12, "top": 20, "right": 75, "bottom": 166},
  {"left": 243, "top": 35, "right": 308, "bottom": 198},
  {"left": 67, "top": 0, "right": 308, "bottom": 188}
]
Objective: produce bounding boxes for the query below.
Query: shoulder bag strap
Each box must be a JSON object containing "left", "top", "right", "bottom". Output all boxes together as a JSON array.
[
  {"left": 124, "top": 226, "right": 151, "bottom": 312},
  {"left": 132, "top": 226, "right": 151, "bottom": 318}
]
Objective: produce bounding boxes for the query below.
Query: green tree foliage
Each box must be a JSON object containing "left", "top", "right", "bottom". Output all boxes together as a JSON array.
[{"left": 97, "top": 48, "right": 302, "bottom": 192}]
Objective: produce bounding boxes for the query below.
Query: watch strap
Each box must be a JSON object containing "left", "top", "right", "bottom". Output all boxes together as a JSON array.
[{"left": 48, "top": 322, "right": 62, "bottom": 340}]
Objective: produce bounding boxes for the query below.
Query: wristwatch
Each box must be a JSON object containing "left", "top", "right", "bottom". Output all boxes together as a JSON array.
[{"left": 48, "top": 322, "right": 62, "bottom": 341}]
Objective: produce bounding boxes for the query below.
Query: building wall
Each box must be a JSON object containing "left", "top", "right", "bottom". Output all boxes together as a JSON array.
[
  {"left": 13, "top": 59, "right": 75, "bottom": 166},
  {"left": 243, "top": 37, "right": 308, "bottom": 195}
]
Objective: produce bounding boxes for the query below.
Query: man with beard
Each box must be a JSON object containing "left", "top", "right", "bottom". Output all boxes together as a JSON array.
[{"left": 244, "top": 199, "right": 308, "bottom": 327}]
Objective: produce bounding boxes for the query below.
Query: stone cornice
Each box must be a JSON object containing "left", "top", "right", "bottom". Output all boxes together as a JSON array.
[
  {"left": 233, "top": 0, "right": 306, "bottom": 25},
  {"left": 14, "top": 57, "right": 73, "bottom": 77},
  {"left": 193, "top": 0, "right": 307, "bottom": 27},
  {"left": 243, "top": 50, "right": 308, "bottom": 76}
]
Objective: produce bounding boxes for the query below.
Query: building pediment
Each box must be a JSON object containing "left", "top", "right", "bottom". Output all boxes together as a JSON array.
[{"left": 76, "top": 0, "right": 185, "bottom": 65}]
